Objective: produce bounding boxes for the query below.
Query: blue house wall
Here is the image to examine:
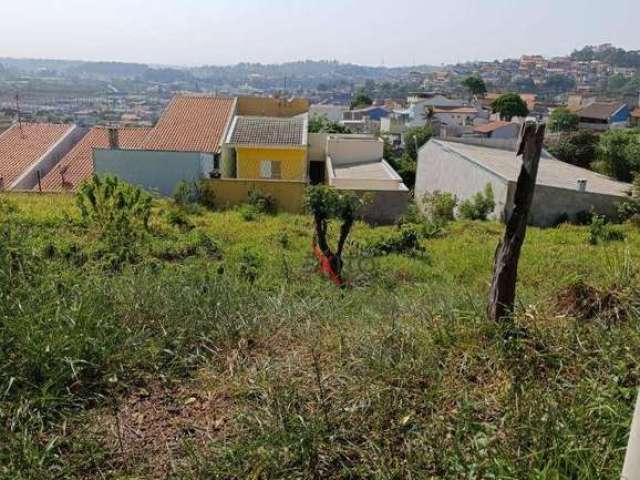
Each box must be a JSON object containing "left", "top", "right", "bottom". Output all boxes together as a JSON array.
[
  {"left": 611, "top": 105, "right": 631, "bottom": 124},
  {"left": 365, "top": 107, "right": 390, "bottom": 121}
]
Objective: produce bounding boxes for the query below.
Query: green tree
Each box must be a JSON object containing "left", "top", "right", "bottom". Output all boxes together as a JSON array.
[
  {"left": 461, "top": 76, "right": 487, "bottom": 97},
  {"left": 308, "top": 116, "right": 351, "bottom": 134},
  {"left": 404, "top": 125, "right": 434, "bottom": 161},
  {"left": 593, "top": 129, "right": 640, "bottom": 182},
  {"left": 305, "top": 186, "right": 364, "bottom": 277},
  {"left": 548, "top": 107, "right": 579, "bottom": 133},
  {"left": 351, "top": 89, "right": 373, "bottom": 109},
  {"left": 542, "top": 75, "right": 576, "bottom": 94},
  {"left": 388, "top": 153, "right": 417, "bottom": 189},
  {"left": 490, "top": 93, "right": 529, "bottom": 121},
  {"left": 546, "top": 130, "right": 599, "bottom": 169}
]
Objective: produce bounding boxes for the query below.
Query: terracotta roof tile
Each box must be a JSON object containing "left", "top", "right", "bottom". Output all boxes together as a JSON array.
[
  {"left": 39, "top": 127, "right": 150, "bottom": 192},
  {"left": 227, "top": 116, "right": 307, "bottom": 146},
  {"left": 0, "top": 123, "right": 72, "bottom": 190},
  {"left": 141, "top": 95, "right": 236, "bottom": 153}
]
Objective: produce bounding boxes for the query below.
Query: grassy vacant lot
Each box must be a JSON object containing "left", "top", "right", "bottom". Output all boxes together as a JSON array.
[{"left": 1, "top": 192, "right": 639, "bottom": 479}]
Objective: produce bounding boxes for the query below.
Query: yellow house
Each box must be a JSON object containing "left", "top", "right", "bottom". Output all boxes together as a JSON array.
[{"left": 214, "top": 115, "right": 309, "bottom": 212}]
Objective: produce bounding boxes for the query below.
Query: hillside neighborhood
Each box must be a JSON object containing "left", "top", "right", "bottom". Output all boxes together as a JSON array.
[
  {"left": 2, "top": 11, "right": 640, "bottom": 477},
  {"left": 0, "top": 76, "right": 638, "bottom": 226}
]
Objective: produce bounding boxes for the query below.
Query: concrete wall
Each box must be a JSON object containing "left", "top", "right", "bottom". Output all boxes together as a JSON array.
[
  {"left": 358, "top": 189, "right": 411, "bottom": 225},
  {"left": 416, "top": 141, "right": 510, "bottom": 220},
  {"left": 12, "top": 126, "right": 88, "bottom": 190},
  {"left": 237, "top": 96, "right": 309, "bottom": 117},
  {"left": 525, "top": 183, "right": 625, "bottom": 226},
  {"left": 327, "top": 136, "right": 383, "bottom": 165},
  {"left": 308, "top": 133, "right": 329, "bottom": 162},
  {"left": 204, "top": 178, "right": 306, "bottom": 213},
  {"left": 94, "top": 149, "right": 207, "bottom": 196}
]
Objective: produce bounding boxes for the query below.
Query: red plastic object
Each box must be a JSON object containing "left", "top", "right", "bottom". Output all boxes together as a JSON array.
[{"left": 313, "top": 244, "right": 346, "bottom": 287}]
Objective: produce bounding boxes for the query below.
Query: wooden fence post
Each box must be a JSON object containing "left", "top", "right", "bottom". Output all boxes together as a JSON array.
[{"left": 488, "top": 122, "right": 546, "bottom": 322}]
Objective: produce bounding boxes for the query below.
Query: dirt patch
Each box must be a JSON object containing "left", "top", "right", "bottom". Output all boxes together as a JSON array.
[
  {"left": 90, "top": 379, "right": 238, "bottom": 479},
  {"left": 556, "top": 281, "right": 633, "bottom": 322}
]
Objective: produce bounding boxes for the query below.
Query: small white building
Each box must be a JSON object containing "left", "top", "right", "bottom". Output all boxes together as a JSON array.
[{"left": 416, "top": 138, "right": 632, "bottom": 226}]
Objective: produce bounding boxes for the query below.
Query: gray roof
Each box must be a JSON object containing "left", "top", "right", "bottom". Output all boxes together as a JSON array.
[
  {"left": 333, "top": 160, "right": 399, "bottom": 181},
  {"left": 578, "top": 102, "right": 626, "bottom": 120},
  {"left": 432, "top": 140, "right": 631, "bottom": 197},
  {"left": 227, "top": 115, "right": 307, "bottom": 146}
]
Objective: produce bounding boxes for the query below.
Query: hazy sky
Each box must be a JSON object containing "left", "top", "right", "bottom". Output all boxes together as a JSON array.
[{"left": 1, "top": 0, "right": 638, "bottom": 66}]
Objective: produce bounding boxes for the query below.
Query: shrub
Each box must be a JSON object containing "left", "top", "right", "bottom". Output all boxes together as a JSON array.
[
  {"left": 588, "top": 214, "right": 625, "bottom": 245},
  {"left": 239, "top": 205, "right": 258, "bottom": 222},
  {"left": 76, "top": 175, "right": 152, "bottom": 238},
  {"left": 618, "top": 174, "right": 640, "bottom": 224},
  {"left": 594, "top": 128, "right": 640, "bottom": 182},
  {"left": 151, "top": 230, "right": 222, "bottom": 261},
  {"left": 247, "top": 190, "right": 277, "bottom": 215},
  {"left": 458, "top": 184, "right": 495, "bottom": 221},
  {"left": 366, "top": 225, "right": 425, "bottom": 257},
  {"left": 173, "top": 181, "right": 203, "bottom": 211},
  {"left": 199, "top": 181, "right": 217, "bottom": 209},
  {"left": 165, "top": 208, "right": 194, "bottom": 232},
  {"left": 238, "top": 248, "right": 261, "bottom": 282},
  {"left": 421, "top": 191, "right": 457, "bottom": 225}
]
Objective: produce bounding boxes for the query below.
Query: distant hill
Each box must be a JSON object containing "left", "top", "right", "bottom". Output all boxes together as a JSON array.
[
  {"left": 0, "top": 57, "right": 438, "bottom": 86},
  {"left": 570, "top": 45, "right": 640, "bottom": 68}
]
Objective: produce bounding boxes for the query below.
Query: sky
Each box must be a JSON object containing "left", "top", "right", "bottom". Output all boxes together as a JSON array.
[{"left": 1, "top": 0, "right": 638, "bottom": 67}]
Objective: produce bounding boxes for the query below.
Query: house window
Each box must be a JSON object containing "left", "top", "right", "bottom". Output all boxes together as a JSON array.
[{"left": 260, "top": 160, "right": 282, "bottom": 179}]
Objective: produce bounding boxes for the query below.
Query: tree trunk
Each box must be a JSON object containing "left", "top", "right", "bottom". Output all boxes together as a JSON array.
[{"left": 488, "top": 122, "right": 546, "bottom": 322}]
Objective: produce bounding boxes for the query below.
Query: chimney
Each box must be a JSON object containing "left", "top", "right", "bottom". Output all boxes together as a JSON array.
[
  {"left": 577, "top": 179, "right": 587, "bottom": 192},
  {"left": 108, "top": 128, "right": 119, "bottom": 149}
]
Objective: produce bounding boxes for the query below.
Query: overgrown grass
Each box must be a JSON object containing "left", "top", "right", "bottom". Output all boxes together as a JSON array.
[{"left": 0, "top": 193, "right": 639, "bottom": 479}]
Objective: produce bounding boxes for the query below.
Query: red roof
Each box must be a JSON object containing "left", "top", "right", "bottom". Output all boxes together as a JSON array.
[
  {"left": 473, "top": 120, "right": 513, "bottom": 134},
  {"left": 39, "top": 127, "right": 150, "bottom": 192},
  {"left": 0, "top": 123, "right": 73, "bottom": 190},
  {"left": 140, "top": 95, "right": 236, "bottom": 153}
]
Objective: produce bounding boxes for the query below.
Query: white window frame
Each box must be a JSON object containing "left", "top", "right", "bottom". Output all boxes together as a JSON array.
[{"left": 259, "top": 160, "right": 282, "bottom": 180}]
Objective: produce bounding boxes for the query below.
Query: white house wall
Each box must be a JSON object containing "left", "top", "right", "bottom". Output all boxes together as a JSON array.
[{"left": 416, "top": 141, "right": 510, "bottom": 220}]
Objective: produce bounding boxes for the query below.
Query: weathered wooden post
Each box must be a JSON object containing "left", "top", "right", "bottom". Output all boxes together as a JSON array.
[{"left": 488, "top": 122, "right": 546, "bottom": 322}]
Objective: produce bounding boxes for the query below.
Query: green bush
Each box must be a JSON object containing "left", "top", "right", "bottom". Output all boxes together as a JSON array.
[
  {"left": 239, "top": 247, "right": 261, "bottom": 282},
  {"left": 151, "top": 230, "right": 222, "bottom": 261},
  {"left": 366, "top": 225, "right": 425, "bottom": 257},
  {"left": 618, "top": 175, "right": 640, "bottom": 224},
  {"left": 165, "top": 208, "right": 194, "bottom": 232},
  {"left": 76, "top": 175, "right": 152, "bottom": 238},
  {"left": 588, "top": 215, "right": 625, "bottom": 245},
  {"left": 173, "top": 180, "right": 203, "bottom": 207},
  {"left": 247, "top": 190, "right": 277, "bottom": 215},
  {"left": 239, "top": 205, "right": 258, "bottom": 222},
  {"left": 458, "top": 184, "right": 495, "bottom": 221},
  {"left": 421, "top": 191, "right": 457, "bottom": 225}
]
